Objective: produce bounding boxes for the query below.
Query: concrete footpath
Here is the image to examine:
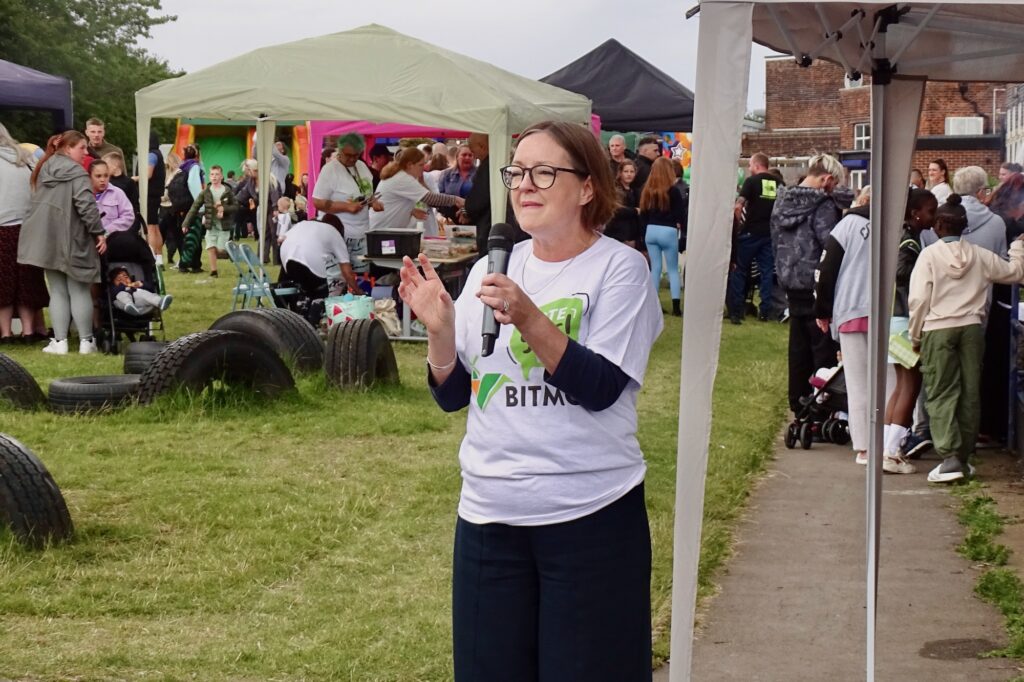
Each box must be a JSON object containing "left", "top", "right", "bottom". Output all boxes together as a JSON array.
[{"left": 655, "top": 437, "right": 1019, "bottom": 681}]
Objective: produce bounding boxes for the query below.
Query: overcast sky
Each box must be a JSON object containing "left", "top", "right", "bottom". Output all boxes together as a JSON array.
[{"left": 139, "top": 0, "right": 776, "bottom": 116}]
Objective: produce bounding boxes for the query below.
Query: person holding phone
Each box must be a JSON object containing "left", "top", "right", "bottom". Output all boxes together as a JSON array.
[{"left": 312, "top": 134, "right": 382, "bottom": 273}]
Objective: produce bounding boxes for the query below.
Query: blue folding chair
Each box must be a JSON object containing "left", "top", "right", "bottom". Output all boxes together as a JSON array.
[
  {"left": 226, "top": 241, "right": 256, "bottom": 310},
  {"left": 240, "top": 243, "right": 297, "bottom": 308}
]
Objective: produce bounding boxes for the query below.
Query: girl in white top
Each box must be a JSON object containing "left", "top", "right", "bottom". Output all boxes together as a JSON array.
[
  {"left": 398, "top": 121, "right": 663, "bottom": 681},
  {"left": 370, "top": 148, "right": 464, "bottom": 237}
]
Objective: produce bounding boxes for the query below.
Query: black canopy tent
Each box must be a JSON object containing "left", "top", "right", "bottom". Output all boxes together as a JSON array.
[
  {"left": 0, "top": 59, "right": 73, "bottom": 132},
  {"left": 541, "top": 39, "right": 695, "bottom": 132}
]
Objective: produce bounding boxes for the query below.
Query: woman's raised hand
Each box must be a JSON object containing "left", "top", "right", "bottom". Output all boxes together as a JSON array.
[{"left": 398, "top": 253, "right": 454, "bottom": 334}]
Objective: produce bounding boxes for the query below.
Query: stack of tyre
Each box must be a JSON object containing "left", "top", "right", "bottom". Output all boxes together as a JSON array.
[{"left": 0, "top": 310, "right": 402, "bottom": 547}]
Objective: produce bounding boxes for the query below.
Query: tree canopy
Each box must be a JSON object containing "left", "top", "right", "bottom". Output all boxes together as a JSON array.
[{"left": 0, "top": 0, "right": 179, "bottom": 157}]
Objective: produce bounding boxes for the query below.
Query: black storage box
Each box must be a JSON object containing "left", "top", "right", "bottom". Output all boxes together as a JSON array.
[{"left": 366, "top": 229, "right": 422, "bottom": 259}]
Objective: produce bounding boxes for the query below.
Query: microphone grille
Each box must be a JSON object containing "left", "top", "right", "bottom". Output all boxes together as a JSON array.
[{"left": 487, "top": 222, "right": 516, "bottom": 250}]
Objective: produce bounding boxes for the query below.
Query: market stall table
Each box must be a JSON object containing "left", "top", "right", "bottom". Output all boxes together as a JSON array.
[{"left": 361, "top": 252, "right": 477, "bottom": 341}]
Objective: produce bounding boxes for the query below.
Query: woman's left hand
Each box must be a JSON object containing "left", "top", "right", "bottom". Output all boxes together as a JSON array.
[
  {"left": 477, "top": 273, "right": 536, "bottom": 328},
  {"left": 95, "top": 234, "right": 107, "bottom": 255}
]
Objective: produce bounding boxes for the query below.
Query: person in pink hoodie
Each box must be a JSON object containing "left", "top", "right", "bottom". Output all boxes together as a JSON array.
[
  {"left": 89, "top": 159, "right": 135, "bottom": 234},
  {"left": 909, "top": 193, "right": 1024, "bottom": 483}
]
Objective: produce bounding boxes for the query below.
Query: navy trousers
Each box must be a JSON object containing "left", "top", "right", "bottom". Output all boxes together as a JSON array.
[
  {"left": 452, "top": 483, "right": 652, "bottom": 682},
  {"left": 727, "top": 232, "right": 774, "bottom": 318}
]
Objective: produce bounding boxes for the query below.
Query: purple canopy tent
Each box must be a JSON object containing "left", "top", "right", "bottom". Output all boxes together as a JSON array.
[{"left": 0, "top": 59, "right": 73, "bottom": 132}]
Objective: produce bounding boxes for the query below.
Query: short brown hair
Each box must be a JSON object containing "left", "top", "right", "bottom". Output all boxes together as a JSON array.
[
  {"left": 750, "top": 152, "right": 770, "bottom": 169},
  {"left": 85, "top": 117, "right": 105, "bottom": 128},
  {"left": 516, "top": 120, "right": 617, "bottom": 230}
]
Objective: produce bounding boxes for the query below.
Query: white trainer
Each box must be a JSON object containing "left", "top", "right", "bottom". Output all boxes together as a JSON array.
[
  {"left": 927, "top": 457, "right": 976, "bottom": 483},
  {"left": 855, "top": 451, "right": 868, "bottom": 465},
  {"left": 883, "top": 452, "right": 916, "bottom": 474},
  {"left": 42, "top": 338, "right": 68, "bottom": 355},
  {"left": 79, "top": 338, "right": 99, "bottom": 355}
]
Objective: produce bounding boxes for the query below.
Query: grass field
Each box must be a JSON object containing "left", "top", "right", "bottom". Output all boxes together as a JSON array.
[{"left": 0, "top": 253, "right": 789, "bottom": 680}]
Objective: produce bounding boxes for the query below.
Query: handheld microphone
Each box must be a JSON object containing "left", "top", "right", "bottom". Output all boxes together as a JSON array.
[{"left": 480, "top": 223, "right": 516, "bottom": 357}]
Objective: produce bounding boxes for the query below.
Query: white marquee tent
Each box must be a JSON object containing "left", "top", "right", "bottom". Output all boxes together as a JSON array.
[
  {"left": 675, "top": 2, "right": 1024, "bottom": 680},
  {"left": 134, "top": 24, "right": 591, "bottom": 261}
]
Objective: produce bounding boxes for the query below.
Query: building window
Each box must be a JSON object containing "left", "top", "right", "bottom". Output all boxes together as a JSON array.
[
  {"left": 853, "top": 123, "right": 871, "bottom": 151},
  {"left": 844, "top": 74, "right": 865, "bottom": 89},
  {"left": 849, "top": 169, "right": 867, "bottom": 191}
]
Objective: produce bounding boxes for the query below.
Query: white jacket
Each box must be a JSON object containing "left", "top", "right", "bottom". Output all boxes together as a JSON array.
[{"left": 909, "top": 238, "right": 1024, "bottom": 343}]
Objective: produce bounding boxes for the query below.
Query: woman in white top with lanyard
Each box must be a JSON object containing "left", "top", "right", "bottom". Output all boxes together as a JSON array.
[
  {"left": 398, "top": 121, "right": 663, "bottom": 681},
  {"left": 311, "top": 134, "right": 382, "bottom": 272}
]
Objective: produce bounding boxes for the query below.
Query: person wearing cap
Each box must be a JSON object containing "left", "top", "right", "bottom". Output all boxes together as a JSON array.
[{"left": 368, "top": 142, "right": 393, "bottom": 190}]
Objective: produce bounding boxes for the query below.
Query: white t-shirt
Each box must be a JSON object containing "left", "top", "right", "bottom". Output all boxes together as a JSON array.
[
  {"left": 312, "top": 159, "right": 374, "bottom": 240},
  {"left": 369, "top": 170, "right": 427, "bottom": 232},
  {"left": 279, "top": 220, "right": 351, "bottom": 278},
  {"left": 452, "top": 235, "right": 664, "bottom": 525},
  {"left": 930, "top": 181, "right": 952, "bottom": 204},
  {"left": 276, "top": 212, "right": 292, "bottom": 238},
  {"left": 208, "top": 185, "right": 226, "bottom": 230}
]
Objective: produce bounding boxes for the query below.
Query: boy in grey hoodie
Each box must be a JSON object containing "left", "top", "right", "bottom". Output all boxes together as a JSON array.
[
  {"left": 909, "top": 194, "right": 1024, "bottom": 483},
  {"left": 770, "top": 153, "right": 853, "bottom": 414}
]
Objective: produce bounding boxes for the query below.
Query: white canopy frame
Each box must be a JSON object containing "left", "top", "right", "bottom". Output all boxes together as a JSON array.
[
  {"left": 674, "top": 2, "right": 1024, "bottom": 680},
  {"left": 134, "top": 24, "right": 591, "bottom": 263}
]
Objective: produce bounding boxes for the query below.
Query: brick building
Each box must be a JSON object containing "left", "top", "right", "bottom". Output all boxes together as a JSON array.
[
  {"left": 1007, "top": 84, "right": 1024, "bottom": 166},
  {"left": 742, "top": 56, "right": 1008, "bottom": 189}
]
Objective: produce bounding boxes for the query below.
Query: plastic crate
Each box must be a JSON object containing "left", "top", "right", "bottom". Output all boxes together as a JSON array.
[{"left": 366, "top": 229, "right": 421, "bottom": 258}]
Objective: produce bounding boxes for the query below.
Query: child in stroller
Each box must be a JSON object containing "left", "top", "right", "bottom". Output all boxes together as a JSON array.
[
  {"left": 784, "top": 364, "right": 851, "bottom": 450},
  {"left": 96, "top": 243, "right": 167, "bottom": 352},
  {"left": 108, "top": 266, "right": 173, "bottom": 316}
]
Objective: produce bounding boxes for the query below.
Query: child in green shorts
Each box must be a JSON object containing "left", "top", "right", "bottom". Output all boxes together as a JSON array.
[{"left": 909, "top": 194, "right": 1024, "bottom": 482}]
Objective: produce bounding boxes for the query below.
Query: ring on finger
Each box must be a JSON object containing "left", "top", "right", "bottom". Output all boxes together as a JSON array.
[{"left": 502, "top": 298, "right": 510, "bottom": 313}]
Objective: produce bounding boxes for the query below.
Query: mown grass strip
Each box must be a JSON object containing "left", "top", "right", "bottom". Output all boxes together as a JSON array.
[
  {"left": 953, "top": 482, "right": 1024, "bottom": 659},
  {"left": 0, "top": 265, "right": 789, "bottom": 680}
]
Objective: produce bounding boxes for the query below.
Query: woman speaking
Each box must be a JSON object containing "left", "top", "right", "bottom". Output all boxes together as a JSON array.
[{"left": 399, "top": 121, "right": 663, "bottom": 681}]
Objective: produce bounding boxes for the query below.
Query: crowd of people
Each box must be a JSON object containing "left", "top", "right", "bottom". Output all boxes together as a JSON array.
[
  {"left": 0, "top": 113, "right": 524, "bottom": 358},
  {"left": 732, "top": 145, "right": 1024, "bottom": 484},
  {"left": 601, "top": 134, "right": 690, "bottom": 316}
]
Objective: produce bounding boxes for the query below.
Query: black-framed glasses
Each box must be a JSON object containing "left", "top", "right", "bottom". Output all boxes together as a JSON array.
[{"left": 500, "top": 164, "right": 587, "bottom": 190}]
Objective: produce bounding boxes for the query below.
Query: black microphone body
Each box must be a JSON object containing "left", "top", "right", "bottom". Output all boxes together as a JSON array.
[{"left": 480, "top": 223, "right": 516, "bottom": 357}]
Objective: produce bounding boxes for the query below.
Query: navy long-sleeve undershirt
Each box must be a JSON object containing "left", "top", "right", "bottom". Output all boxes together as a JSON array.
[{"left": 429, "top": 339, "right": 630, "bottom": 412}]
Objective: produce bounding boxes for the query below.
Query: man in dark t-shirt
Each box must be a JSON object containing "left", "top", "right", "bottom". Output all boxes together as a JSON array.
[{"left": 727, "top": 152, "right": 779, "bottom": 323}]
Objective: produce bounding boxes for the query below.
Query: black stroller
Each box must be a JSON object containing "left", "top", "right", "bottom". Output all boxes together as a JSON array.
[
  {"left": 95, "top": 236, "right": 166, "bottom": 354},
  {"left": 784, "top": 364, "right": 851, "bottom": 450}
]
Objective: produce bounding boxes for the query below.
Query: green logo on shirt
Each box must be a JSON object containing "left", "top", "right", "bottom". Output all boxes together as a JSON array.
[
  {"left": 470, "top": 363, "right": 511, "bottom": 410},
  {"left": 509, "top": 297, "right": 583, "bottom": 380},
  {"left": 760, "top": 179, "right": 777, "bottom": 200}
]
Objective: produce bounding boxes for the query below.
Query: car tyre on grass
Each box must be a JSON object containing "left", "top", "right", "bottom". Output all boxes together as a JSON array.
[
  {"left": 325, "top": 319, "right": 399, "bottom": 388},
  {"left": 0, "top": 433, "right": 73, "bottom": 548},
  {"left": 0, "top": 353, "right": 45, "bottom": 410},
  {"left": 48, "top": 375, "right": 141, "bottom": 414},
  {"left": 123, "top": 341, "right": 169, "bottom": 374},
  {"left": 136, "top": 330, "right": 295, "bottom": 404},
  {"left": 210, "top": 308, "right": 324, "bottom": 372}
]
